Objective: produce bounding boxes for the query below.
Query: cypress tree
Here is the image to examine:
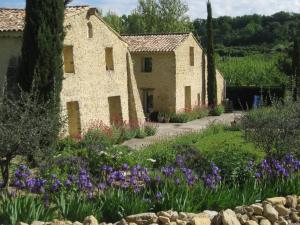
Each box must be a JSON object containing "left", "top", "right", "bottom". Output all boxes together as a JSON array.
[
  {"left": 19, "top": 0, "right": 65, "bottom": 109},
  {"left": 206, "top": 0, "right": 217, "bottom": 107},
  {"left": 292, "top": 38, "right": 300, "bottom": 101}
]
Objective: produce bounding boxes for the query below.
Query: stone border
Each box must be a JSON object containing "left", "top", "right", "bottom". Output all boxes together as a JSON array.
[{"left": 19, "top": 195, "right": 300, "bottom": 225}]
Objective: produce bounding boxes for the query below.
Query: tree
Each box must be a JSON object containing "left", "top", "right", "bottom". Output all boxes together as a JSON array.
[
  {"left": 292, "top": 38, "right": 300, "bottom": 101},
  {"left": 0, "top": 93, "right": 63, "bottom": 188},
  {"left": 206, "top": 1, "right": 217, "bottom": 107},
  {"left": 137, "top": 0, "right": 159, "bottom": 33},
  {"left": 103, "top": 11, "right": 126, "bottom": 33},
  {"left": 18, "top": 0, "right": 65, "bottom": 138},
  {"left": 157, "top": 0, "right": 191, "bottom": 32}
]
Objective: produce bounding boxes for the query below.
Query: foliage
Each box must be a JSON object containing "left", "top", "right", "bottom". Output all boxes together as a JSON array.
[
  {"left": 210, "top": 105, "right": 224, "bottom": 116},
  {"left": 1, "top": 153, "right": 299, "bottom": 224},
  {"left": 193, "top": 11, "right": 300, "bottom": 55},
  {"left": 0, "top": 93, "right": 63, "bottom": 187},
  {"left": 103, "top": 0, "right": 191, "bottom": 34},
  {"left": 218, "top": 54, "right": 288, "bottom": 87},
  {"left": 128, "top": 124, "right": 263, "bottom": 170},
  {"left": 169, "top": 107, "right": 209, "bottom": 123},
  {"left": 241, "top": 99, "right": 300, "bottom": 158},
  {"left": 19, "top": 0, "right": 65, "bottom": 111},
  {"left": 292, "top": 38, "right": 300, "bottom": 100},
  {"left": 206, "top": 1, "right": 217, "bottom": 107}
]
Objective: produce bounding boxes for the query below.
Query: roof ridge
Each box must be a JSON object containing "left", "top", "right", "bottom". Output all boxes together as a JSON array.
[
  {"left": 0, "top": 5, "right": 89, "bottom": 10},
  {"left": 121, "top": 32, "right": 190, "bottom": 36}
]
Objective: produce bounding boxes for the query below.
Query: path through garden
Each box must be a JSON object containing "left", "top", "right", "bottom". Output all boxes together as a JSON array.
[{"left": 122, "top": 112, "right": 242, "bottom": 149}]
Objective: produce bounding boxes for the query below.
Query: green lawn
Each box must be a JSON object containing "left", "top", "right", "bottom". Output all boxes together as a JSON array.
[{"left": 128, "top": 124, "right": 265, "bottom": 172}]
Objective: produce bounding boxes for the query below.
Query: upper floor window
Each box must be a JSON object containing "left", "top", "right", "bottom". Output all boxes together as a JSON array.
[
  {"left": 142, "top": 57, "right": 152, "bottom": 73},
  {"left": 87, "top": 22, "right": 93, "bottom": 38},
  {"left": 105, "top": 47, "right": 114, "bottom": 71},
  {"left": 190, "top": 47, "right": 194, "bottom": 66},
  {"left": 63, "top": 46, "right": 75, "bottom": 73}
]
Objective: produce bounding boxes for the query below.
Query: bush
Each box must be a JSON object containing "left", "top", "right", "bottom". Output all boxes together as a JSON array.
[
  {"left": 144, "top": 123, "right": 158, "bottom": 136},
  {"left": 170, "top": 112, "right": 190, "bottom": 123},
  {"left": 241, "top": 99, "right": 300, "bottom": 158},
  {"left": 210, "top": 105, "right": 225, "bottom": 116}
]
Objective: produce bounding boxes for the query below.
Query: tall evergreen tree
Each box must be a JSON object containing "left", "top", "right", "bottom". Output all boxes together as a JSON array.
[
  {"left": 19, "top": 0, "right": 65, "bottom": 108},
  {"left": 292, "top": 38, "right": 300, "bottom": 101},
  {"left": 206, "top": 0, "right": 217, "bottom": 107}
]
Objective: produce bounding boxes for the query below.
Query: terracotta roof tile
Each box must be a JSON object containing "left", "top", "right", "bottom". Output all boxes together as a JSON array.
[
  {"left": 122, "top": 33, "right": 190, "bottom": 52},
  {"left": 0, "top": 6, "right": 89, "bottom": 32}
]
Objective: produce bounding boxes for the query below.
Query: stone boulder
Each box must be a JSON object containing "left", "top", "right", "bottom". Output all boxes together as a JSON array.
[
  {"left": 221, "top": 209, "right": 241, "bottom": 225},
  {"left": 263, "top": 204, "right": 278, "bottom": 223}
]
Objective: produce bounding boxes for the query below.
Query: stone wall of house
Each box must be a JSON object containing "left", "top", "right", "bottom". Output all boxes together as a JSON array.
[
  {"left": 174, "top": 34, "right": 203, "bottom": 112},
  {"left": 61, "top": 11, "right": 133, "bottom": 135},
  {"left": 131, "top": 52, "right": 177, "bottom": 113},
  {"left": 0, "top": 10, "right": 145, "bottom": 136}
]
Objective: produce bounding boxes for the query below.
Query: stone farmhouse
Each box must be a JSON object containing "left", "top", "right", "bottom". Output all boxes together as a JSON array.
[
  {"left": 0, "top": 6, "right": 225, "bottom": 137},
  {"left": 122, "top": 33, "right": 225, "bottom": 115},
  {"left": 0, "top": 6, "right": 144, "bottom": 137}
]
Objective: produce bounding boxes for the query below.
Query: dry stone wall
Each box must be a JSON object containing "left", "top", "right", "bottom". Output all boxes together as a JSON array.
[{"left": 19, "top": 195, "right": 300, "bottom": 225}]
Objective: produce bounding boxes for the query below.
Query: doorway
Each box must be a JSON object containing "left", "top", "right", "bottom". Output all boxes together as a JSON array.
[
  {"left": 141, "top": 89, "right": 154, "bottom": 114},
  {"left": 185, "top": 86, "right": 191, "bottom": 110},
  {"left": 108, "top": 96, "right": 123, "bottom": 125},
  {"left": 66, "top": 101, "right": 81, "bottom": 137}
]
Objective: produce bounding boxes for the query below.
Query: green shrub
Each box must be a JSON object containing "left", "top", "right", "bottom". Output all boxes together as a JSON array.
[
  {"left": 210, "top": 105, "right": 225, "bottom": 116},
  {"left": 170, "top": 112, "right": 190, "bottom": 123},
  {"left": 242, "top": 99, "right": 300, "bottom": 158},
  {"left": 144, "top": 123, "right": 158, "bottom": 136},
  {"left": 81, "top": 129, "right": 113, "bottom": 149}
]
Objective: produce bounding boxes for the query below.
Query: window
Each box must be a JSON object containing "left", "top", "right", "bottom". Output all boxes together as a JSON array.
[
  {"left": 66, "top": 101, "right": 81, "bottom": 137},
  {"left": 63, "top": 46, "right": 75, "bottom": 73},
  {"left": 190, "top": 47, "right": 194, "bottom": 66},
  {"left": 105, "top": 47, "right": 114, "bottom": 71},
  {"left": 87, "top": 22, "right": 93, "bottom": 38},
  {"left": 142, "top": 57, "right": 152, "bottom": 73}
]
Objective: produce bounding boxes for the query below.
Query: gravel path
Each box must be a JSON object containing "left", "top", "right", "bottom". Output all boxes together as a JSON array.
[{"left": 122, "top": 112, "right": 242, "bottom": 150}]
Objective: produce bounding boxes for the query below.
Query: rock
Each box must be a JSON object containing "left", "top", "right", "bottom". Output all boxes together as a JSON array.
[
  {"left": 179, "top": 212, "right": 187, "bottom": 220},
  {"left": 126, "top": 213, "right": 158, "bottom": 224},
  {"left": 50, "top": 221, "right": 72, "bottom": 225},
  {"left": 263, "top": 204, "right": 278, "bottom": 223},
  {"left": 72, "top": 222, "right": 83, "bottom": 225},
  {"left": 128, "top": 223, "right": 138, "bottom": 225},
  {"left": 278, "top": 217, "right": 288, "bottom": 225},
  {"left": 158, "top": 212, "right": 172, "bottom": 219},
  {"left": 176, "top": 219, "right": 186, "bottom": 225},
  {"left": 203, "top": 210, "right": 218, "bottom": 220},
  {"left": 274, "top": 205, "right": 290, "bottom": 216},
  {"left": 245, "top": 206, "right": 254, "bottom": 216},
  {"left": 266, "top": 197, "right": 286, "bottom": 205},
  {"left": 18, "top": 223, "right": 29, "bottom": 225},
  {"left": 83, "top": 216, "right": 98, "bottom": 225},
  {"left": 169, "top": 222, "right": 177, "bottom": 225},
  {"left": 212, "top": 214, "right": 222, "bottom": 225},
  {"left": 114, "top": 219, "right": 127, "bottom": 225},
  {"left": 235, "top": 206, "right": 247, "bottom": 215},
  {"left": 245, "top": 220, "right": 258, "bottom": 225},
  {"left": 259, "top": 219, "right": 271, "bottom": 225},
  {"left": 31, "top": 222, "right": 45, "bottom": 225},
  {"left": 236, "top": 214, "right": 248, "bottom": 224},
  {"left": 192, "top": 217, "right": 211, "bottom": 225},
  {"left": 170, "top": 212, "right": 179, "bottom": 221},
  {"left": 158, "top": 216, "right": 170, "bottom": 224},
  {"left": 297, "top": 204, "right": 300, "bottom": 210},
  {"left": 251, "top": 205, "right": 263, "bottom": 216},
  {"left": 221, "top": 209, "right": 241, "bottom": 225},
  {"left": 99, "top": 223, "right": 107, "bottom": 225},
  {"left": 286, "top": 195, "right": 298, "bottom": 209},
  {"left": 291, "top": 212, "right": 300, "bottom": 223}
]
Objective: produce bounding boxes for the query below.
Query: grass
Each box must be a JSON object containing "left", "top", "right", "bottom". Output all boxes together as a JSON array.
[{"left": 127, "top": 124, "right": 265, "bottom": 169}]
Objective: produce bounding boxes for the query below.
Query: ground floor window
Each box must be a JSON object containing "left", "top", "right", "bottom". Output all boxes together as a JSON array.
[
  {"left": 185, "top": 86, "right": 192, "bottom": 110},
  {"left": 108, "top": 96, "right": 123, "bottom": 126},
  {"left": 66, "top": 101, "right": 81, "bottom": 137}
]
